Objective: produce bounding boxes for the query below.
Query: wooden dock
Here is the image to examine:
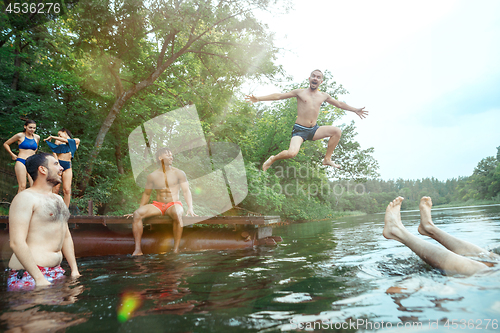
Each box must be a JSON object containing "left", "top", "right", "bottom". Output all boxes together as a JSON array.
[
  {"left": 0, "top": 215, "right": 281, "bottom": 226},
  {"left": 0, "top": 215, "right": 283, "bottom": 257}
]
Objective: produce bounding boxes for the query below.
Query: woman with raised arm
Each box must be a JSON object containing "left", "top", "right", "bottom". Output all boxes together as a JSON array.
[
  {"left": 3, "top": 120, "right": 40, "bottom": 192},
  {"left": 44, "top": 128, "right": 80, "bottom": 208}
]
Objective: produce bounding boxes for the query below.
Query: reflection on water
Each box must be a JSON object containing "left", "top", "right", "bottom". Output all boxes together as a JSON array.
[
  {"left": 1, "top": 204, "right": 499, "bottom": 332},
  {"left": 0, "top": 278, "right": 88, "bottom": 332}
]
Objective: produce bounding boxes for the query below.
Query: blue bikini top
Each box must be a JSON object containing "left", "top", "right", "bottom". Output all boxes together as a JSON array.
[
  {"left": 46, "top": 139, "right": 77, "bottom": 158},
  {"left": 18, "top": 136, "right": 38, "bottom": 150}
]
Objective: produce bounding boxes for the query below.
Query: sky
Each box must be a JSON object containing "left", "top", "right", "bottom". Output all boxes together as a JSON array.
[{"left": 248, "top": 0, "right": 500, "bottom": 181}]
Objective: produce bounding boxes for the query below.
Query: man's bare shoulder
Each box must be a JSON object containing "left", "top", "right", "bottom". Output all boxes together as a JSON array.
[
  {"left": 13, "top": 190, "right": 64, "bottom": 206},
  {"left": 11, "top": 188, "right": 38, "bottom": 204},
  {"left": 297, "top": 88, "right": 328, "bottom": 99},
  {"left": 322, "top": 91, "right": 334, "bottom": 98},
  {"left": 294, "top": 88, "right": 308, "bottom": 95},
  {"left": 148, "top": 168, "right": 162, "bottom": 176},
  {"left": 9, "top": 190, "right": 39, "bottom": 222},
  {"left": 171, "top": 166, "right": 183, "bottom": 172},
  {"left": 148, "top": 168, "right": 169, "bottom": 179},
  {"left": 169, "top": 167, "right": 186, "bottom": 178},
  {"left": 50, "top": 192, "right": 66, "bottom": 204}
]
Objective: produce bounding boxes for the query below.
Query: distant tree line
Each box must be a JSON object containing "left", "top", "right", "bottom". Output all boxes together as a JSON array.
[{"left": 326, "top": 146, "right": 500, "bottom": 213}]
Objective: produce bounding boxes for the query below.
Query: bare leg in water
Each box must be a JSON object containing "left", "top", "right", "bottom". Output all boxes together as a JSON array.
[
  {"left": 383, "top": 197, "right": 490, "bottom": 276},
  {"left": 418, "top": 196, "right": 499, "bottom": 262}
]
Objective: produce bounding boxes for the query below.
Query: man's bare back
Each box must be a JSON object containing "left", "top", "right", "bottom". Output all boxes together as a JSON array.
[{"left": 9, "top": 190, "right": 69, "bottom": 270}]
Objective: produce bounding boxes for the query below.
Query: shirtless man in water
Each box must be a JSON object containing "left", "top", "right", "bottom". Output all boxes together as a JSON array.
[
  {"left": 129, "top": 147, "right": 197, "bottom": 255},
  {"left": 245, "top": 69, "right": 368, "bottom": 171},
  {"left": 8, "top": 153, "right": 80, "bottom": 290},
  {"left": 384, "top": 196, "right": 499, "bottom": 276}
]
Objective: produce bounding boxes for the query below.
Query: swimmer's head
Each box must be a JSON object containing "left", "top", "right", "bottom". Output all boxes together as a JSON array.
[
  {"left": 156, "top": 147, "right": 173, "bottom": 165},
  {"left": 310, "top": 69, "right": 323, "bottom": 79},
  {"left": 58, "top": 128, "right": 73, "bottom": 139},
  {"left": 25, "top": 153, "right": 51, "bottom": 182},
  {"left": 23, "top": 119, "right": 36, "bottom": 133},
  {"left": 309, "top": 70, "right": 324, "bottom": 90}
]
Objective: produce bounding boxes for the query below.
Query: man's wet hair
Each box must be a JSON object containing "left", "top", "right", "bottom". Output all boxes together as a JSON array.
[
  {"left": 310, "top": 69, "right": 323, "bottom": 79},
  {"left": 25, "top": 153, "right": 51, "bottom": 182},
  {"left": 156, "top": 147, "right": 172, "bottom": 164}
]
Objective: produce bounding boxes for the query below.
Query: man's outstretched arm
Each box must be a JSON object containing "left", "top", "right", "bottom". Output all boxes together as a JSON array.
[
  {"left": 325, "top": 95, "right": 368, "bottom": 119},
  {"left": 245, "top": 90, "right": 299, "bottom": 103}
]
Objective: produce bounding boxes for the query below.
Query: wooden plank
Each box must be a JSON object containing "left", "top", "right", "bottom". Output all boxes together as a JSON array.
[{"left": 0, "top": 215, "right": 281, "bottom": 226}]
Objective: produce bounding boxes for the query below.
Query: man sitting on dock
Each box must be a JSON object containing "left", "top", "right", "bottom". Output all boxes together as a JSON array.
[
  {"left": 7, "top": 153, "right": 80, "bottom": 290},
  {"left": 128, "top": 147, "right": 197, "bottom": 255}
]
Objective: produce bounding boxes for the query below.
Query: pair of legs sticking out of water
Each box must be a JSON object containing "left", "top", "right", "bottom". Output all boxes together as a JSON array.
[{"left": 384, "top": 196, "right": 499, "bottom": 276}]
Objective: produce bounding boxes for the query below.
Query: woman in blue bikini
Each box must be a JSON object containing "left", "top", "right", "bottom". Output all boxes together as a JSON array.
[
  {"left": 3, "top": 120, "right": 40, "bottom": 192},
  {"left": 44, "top": 128, "right": 80, "bottom": 207}
]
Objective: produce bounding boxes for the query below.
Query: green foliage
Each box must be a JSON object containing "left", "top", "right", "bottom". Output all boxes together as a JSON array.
[
  {"left": 100, "top": 174, "right": 140, "bottom": 215},
  {"left": 455, "top": 155, "right": 500, "bottom": 202},
  {"left": 1, "top": 0, "right": 386, "bottom": 221},
  {"left": 243, "top": 162, "right": 286, "bottom": 214},
  {"left": 0, "top": 204, "right": 9, "bottom": 216},
  {"left": 66, "top": 0, "right": 286, "bottom": 191}
]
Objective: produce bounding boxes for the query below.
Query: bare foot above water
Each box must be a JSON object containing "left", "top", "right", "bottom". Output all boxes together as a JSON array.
[
  {"left": 383, "top": 196, "right": 406, "bottom": 242},
  {"left": 418, "top": 196, "right": 436, "bottom": 237}
]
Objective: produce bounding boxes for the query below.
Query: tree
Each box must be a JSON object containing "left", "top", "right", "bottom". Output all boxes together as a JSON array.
[
  {"left": 0, "top": 1, "right": 84, "bottom": 139},
  {"left": 67, "top": 0, "right": 285, "bottom": 192}
]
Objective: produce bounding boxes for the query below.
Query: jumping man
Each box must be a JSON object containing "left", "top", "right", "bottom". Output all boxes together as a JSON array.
[{"left": 245, "top": 69, "right": 368, "bottom": 171}]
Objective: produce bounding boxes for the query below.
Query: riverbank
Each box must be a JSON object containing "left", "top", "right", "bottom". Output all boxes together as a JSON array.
[{"left": 433, "top": 199, "right": 500, "bottom": 209}]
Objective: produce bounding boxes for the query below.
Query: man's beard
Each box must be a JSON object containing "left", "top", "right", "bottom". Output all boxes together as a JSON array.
[{"left": 47, "top": 170, "right": 62, "bottom": 186}]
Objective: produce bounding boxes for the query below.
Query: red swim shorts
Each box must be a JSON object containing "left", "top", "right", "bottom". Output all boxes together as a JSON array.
[
  {"left": 7, "top": 265, "right": 65, "bottom": 291},
  {"left": 152, "top": 201, "right": 183, "bottom": 215}
]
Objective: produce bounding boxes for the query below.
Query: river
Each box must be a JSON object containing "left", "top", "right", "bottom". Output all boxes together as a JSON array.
[{"left": 1, "top": 204, "right": 499, "bottom": 332}]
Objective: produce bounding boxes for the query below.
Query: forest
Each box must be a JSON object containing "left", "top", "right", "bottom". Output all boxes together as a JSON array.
[
  {"left": 328, "top": 145, "right": 500, "bottom": 214},
  {"left": 1, "top": 0, "right": 499, "bottom": 220}
]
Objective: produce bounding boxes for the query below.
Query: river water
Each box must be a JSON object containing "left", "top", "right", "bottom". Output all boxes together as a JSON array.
[{"left": 1, "top": 204, "right": 500, "bottom": 332}]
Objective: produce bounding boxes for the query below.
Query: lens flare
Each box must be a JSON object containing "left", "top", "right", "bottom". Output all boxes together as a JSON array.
[{"left": 117, "top": 291, "right": 142, "bottom": 323}]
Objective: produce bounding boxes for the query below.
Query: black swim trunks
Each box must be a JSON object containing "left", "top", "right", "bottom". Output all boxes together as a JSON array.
[{"left": 291, "top": 123, "right": 319, "bottom": 141}]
